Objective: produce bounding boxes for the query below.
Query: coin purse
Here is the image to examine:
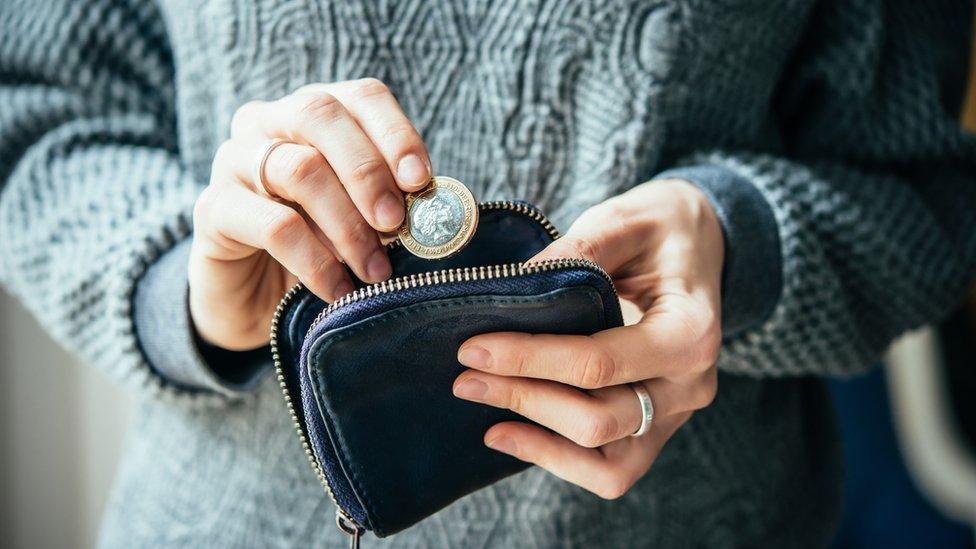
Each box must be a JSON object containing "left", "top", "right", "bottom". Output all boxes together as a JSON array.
[{"left": 270, "top": 201, "right": 623, "bottom": 541}]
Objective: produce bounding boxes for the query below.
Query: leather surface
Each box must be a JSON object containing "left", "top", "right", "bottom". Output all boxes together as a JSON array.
[{"left": 308, "top": 286, "right": 616, "bottom": 536}]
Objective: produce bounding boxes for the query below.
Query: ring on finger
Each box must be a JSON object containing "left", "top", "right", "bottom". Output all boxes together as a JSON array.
[
  {"left": 254, "top": 138, "right": 293, "bottom": 199},
  {"left": 630, "top": 383, "right": 654, "bottom": 437}
]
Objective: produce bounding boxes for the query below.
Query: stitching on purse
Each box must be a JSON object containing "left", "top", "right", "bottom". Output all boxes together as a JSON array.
[{"left": 308, "top": 288, "right": 603, "bottom": 533}]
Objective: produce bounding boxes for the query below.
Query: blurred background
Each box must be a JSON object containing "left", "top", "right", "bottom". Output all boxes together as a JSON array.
[{"left": 0, "top": 291, "right": 129, "bottom": 548}]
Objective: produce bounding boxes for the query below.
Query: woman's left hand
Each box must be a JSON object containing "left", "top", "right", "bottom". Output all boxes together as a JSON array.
[{"left": 453, "top": 179, "right": 724, "bottom": 499}]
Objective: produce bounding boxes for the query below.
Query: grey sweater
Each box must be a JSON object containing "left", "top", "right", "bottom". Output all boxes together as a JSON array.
[{"left": 2, "top": 0, "right": 975, "bottom": 547}]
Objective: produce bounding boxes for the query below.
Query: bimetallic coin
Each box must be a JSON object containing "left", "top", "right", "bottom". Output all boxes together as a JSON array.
[{"left": 398, "top": 176, "right": 478, "bottom": 259}]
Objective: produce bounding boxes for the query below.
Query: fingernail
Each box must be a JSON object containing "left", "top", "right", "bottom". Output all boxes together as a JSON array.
[
  {"left": 332, "top": 280, "right": 354, "bottom": 299},
  {"left": 374, "top": 192, "right": 405, "bottom": 230},
  {"left": 453, "top": 378, "right": 489, "bottom": 401},
  {"left": 458, "top": 345, "right": 491, "bottom": 369},
  {"left": 486, "top": 436, "right": 517, "bottom": 456},
  {"left": 397, "top": 154, "right": 430, "bottom": 189},
  {"left": 366, "top": 249, "right": 391, "bottom": 281}
]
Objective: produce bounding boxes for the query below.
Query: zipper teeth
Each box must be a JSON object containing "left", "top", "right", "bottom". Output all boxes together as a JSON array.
[
  {"left": 306, "top": 257, "right": 609, "bottom": 341},
  {"left": 268, "top": 200, "right": 575, "bottom": 532},
  {"left": 270, "top": 284, "right": 348, "bottom": 518},
  {"left": 383, "top": 200, "right": 560, "bottom": 251}
]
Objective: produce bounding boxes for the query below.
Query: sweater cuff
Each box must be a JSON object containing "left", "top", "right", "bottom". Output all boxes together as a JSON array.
[
  {"left": 133, "top": 238, "right": 271, "bottom": 395},
  {"left": 654, "top": 165, "right": 782, "bottom": 336}
]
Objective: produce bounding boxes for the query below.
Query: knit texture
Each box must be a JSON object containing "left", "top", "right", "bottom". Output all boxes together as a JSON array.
[{"left": 1, "top": 0, "right": 975, "bottom": 547}]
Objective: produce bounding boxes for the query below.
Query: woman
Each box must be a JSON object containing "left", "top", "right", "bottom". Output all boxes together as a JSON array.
[{"left": 1, "top": 0, "right": 974, "bottom": 546}]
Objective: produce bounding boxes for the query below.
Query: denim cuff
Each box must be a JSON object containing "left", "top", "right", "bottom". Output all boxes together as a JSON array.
[
  {"left": 654, "top": 165, "right": 783, "bottom": 336},
  {"left": 133, "top": 238, "right": 271, "bottom": 395}
]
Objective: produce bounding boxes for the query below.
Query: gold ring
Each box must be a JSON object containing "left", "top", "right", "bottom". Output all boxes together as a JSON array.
[{"left": 254, "top": 138, "right": 292, "bottom": 199}]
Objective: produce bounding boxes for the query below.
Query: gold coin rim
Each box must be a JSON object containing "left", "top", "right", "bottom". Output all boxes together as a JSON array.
[{"left": 397, "top": 176, "right": 479, "bottom": 259}]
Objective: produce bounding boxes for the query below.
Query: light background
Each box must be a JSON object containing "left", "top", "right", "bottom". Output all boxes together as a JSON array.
[{"left": 0, "top": 290, "right": 130, "bottom": 548}]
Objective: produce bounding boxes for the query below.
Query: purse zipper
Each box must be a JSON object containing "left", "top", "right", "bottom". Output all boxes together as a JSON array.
[
  {"left": 271, "top": 286, "right": 364, "bottom": 546},
  {"left": 304, "top": 258, "right": 613, "bottom": 342},
  {"left": 269, "top": 200, "right": 609, "bottom": 546}
]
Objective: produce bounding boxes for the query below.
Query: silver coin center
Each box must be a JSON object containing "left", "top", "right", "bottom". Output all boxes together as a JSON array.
[{"left": 408, "top": 187, "right": 464, "bottom": 247}]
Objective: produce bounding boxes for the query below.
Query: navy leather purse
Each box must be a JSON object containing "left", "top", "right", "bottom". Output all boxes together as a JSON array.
[{"left": 270, "top": 201, "right": 623, "bottom": 544}]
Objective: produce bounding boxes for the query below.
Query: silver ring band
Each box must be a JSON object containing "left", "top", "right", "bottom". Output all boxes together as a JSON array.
[
  {"left": 630, "top": 383, "right": 654, "bottom": 437},
  {"left": 254, "top": 138, "right": 291, "bottom": 199}
]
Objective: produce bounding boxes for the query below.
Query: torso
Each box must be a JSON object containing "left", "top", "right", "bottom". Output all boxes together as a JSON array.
[
  {"left": 158, "top": 0, "right": 808, "bottom": 229},
  {"left": 107, "top": 2, "right": 842, "bottom": 547}
]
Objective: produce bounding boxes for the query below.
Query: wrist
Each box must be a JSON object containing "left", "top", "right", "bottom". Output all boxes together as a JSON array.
[
  {"left": 135, "top": 238, "right": 272, "bottom": 395},
  {"left": 652, "top": 165, "right": 782, "bottom": 337}
]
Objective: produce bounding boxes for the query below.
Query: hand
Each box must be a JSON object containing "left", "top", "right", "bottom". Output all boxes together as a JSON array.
[
  {"left": 453, "top": 179, "right": 724, "bottom": 499},
  {"left": 190, "top": 78, "right": 431, "bottom": 350}
]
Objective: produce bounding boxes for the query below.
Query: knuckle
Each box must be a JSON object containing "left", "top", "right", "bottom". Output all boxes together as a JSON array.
[
  {"left": 575, "top": 412, "right": 618, "bottom": 448},
  {"left": 572, "top": 348, "right": 614, "bottom": 389},
  {"left": 299, "top": 93, "right": 345, "bottom": 125},
  {"left": 212, "top": 140, "right": 236, "bottom": 168},
  {"left": 564, "top": 236, "right": 599, "bottom": 263},
  {"left": 230, "top": 100, "right": 262, "bottom": 135},
  {"left": 333, "top": 217, "right": 375, "bottom": 250},
  {"left": 292, "top": 83, "right": 326, "bottom": 96},
  {"left": 694, "top": 380, "right": 718, "bottom": 410},
  {"left": 505, "top": 384, "right": 526, "bottom": 412},
  {"left": 380, "top": 123, "right": 418, "bottom": 149},
  {"left": 265, "top": 208, "right": 304, "bottom": 247},
  {"left": 582, "top": 200, "right": 634, "bottom": 240},
  {"left": 281, "top": 147, "right": 326, "bottom": 190},
  {"left": 701, "top": 329, "right": 722, "bottom": 367},
  {"left": 349, "top": 157, "right": 388, "bottom": 184},
  {"left": 193, "top": 186, "right": 218, "bottom": 227},
  {"left": 693, "top": 312, "right": 722, "bottom": 369},
  {"left": 692, "top": 370, "right": 719, "bottom": 410},
  {"left": 306, "top": 254, "right": 338, "bottom": 287},
  {"left": 677, "top": 304, "right": 722, "bottom": 371},
  {"left": 591, "top": 199, "right": 625, "bottom": 221},
  {"left": 510, "top": 345, "right": 530, "bottom": 377},
  {"left": 596, "top": 473, "right": 633, "bottom": 500},
  {"left": 352, "top": 77, "right": 390, "bottom": 99}
]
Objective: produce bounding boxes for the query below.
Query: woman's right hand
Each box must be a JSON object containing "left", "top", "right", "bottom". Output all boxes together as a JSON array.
[{"left": 189, "top": 78, "right": 432, "bottom": 351}]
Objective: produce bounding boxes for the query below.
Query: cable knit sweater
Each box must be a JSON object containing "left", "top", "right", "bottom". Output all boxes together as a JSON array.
[{"left": 2, "top": 0, "right": 975, "bottom": 547}]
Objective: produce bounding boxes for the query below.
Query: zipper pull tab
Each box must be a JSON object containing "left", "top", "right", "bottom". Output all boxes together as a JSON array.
[{"left": 336, "top": 509, "right": 363, "bottom": 549}]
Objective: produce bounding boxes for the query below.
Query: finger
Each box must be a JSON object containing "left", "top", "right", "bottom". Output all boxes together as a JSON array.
[
  {"left": 453, "top": 371, "right": 642, "bottom": 448},
  {"left": 249, "top": 93, "right": 405, "bottom": 231},
  {"left": 197, "top": 182, "right": 353, "bottom": 301},
  {"left": 527, "top": 199, "right": 647, "bottom": 273},
  {"left": 295, "top": 79, "right": 432, "bottom": 191},
  {"left": 224, "top": 139, "right": 391, "bottom": 283},
  {"left": 484, "top": 413, "right": 688, "bottom": 500},
  {"left": 643, "top": 368, "right": 718, "bottom": 416},
  {"left": 459, "top": 314, "right": 719, "bottom": 388}
]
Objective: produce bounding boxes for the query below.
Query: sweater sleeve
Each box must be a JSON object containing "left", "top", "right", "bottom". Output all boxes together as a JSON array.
[
  {"left": 0, "top": 0, "right": 268, "bottom": 401},
  {"left": 658, "top": 0, "right": 976, "bottom": 377}
]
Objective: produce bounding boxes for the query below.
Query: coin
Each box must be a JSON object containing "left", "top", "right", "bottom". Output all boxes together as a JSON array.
[{"left": 397, "top": 176, "right": 479, "bottom": 259}]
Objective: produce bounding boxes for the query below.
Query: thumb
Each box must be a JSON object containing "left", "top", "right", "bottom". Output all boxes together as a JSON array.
[{"left": 527, "top": 203, "right": 642, "bottom": 273}]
